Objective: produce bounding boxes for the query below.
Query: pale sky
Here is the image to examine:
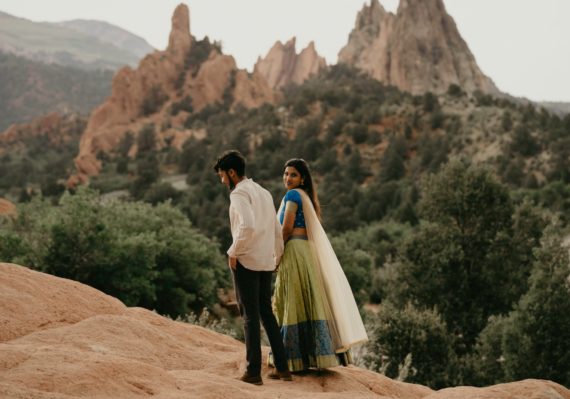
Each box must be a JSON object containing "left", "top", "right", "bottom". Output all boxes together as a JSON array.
[{"left": 1, "top": 0, "right": 569, "bottom": 102}]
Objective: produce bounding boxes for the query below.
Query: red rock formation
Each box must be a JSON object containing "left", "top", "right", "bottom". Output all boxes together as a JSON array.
[
  {"left": 338, "top": 0, "right": 499, "bottom": 95},
  {"left": 254, "top": 37, "right": 327, "bottom": 90},
  {"left": 2, "top": 262, "right": 570, "bottom": 399},
  {"left": 0, "top": 112, "right": 84, "bottom": 156},
  {"left": 70, "top": 3, "right": 274, "bottom": 185},
  {"left": 0, "top": 199, "right": 17, "bottom": 219}
]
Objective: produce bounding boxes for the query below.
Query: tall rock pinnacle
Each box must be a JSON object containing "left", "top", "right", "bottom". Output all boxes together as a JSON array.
[
  {"left": 338, "top": 0, "right": 499, "bottom": 95},
  {"left": 254, "top": 37, "right": 327, "bottom": 90},
  {"left": 167, "top": 3, "right": 192, "bottom": 59}
]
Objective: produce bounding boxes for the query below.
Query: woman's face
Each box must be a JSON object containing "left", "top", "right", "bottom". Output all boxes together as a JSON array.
[{"left": 283, "top": 166, "right": 303, "bottom": 190}]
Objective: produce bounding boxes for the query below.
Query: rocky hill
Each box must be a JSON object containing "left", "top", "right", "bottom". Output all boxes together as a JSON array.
[
  {"left": 0, "top": 10, "right": 148, "bottom": 70},
  {"left": 540, "top": 101, "right": 570, "bottom": 116},
  {"left": 70, "top": 4, "right": 275, "bottom": 185},
  {"left": 338, "top": 0, "right": 499, "bottom": 96},
  {"left": 1, "top": 262, "right": 569, "bottom": 399},
  {"left": 0, "top": 112, "right": 84, "bottom": 155},
  {"left": 254, "top": 38, "right": 327, "bottom": 90},
  {"left": 57, "top": 19, "right": 154, "bottom": 60},
  {"left": 0, "top": 51, "right": 110, "bottom": 131}
]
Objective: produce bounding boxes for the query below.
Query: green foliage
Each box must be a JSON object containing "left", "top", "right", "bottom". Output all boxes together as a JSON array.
[
  {"left": 118, "top": 131, "right": 135, "bottom": 157},
  {"left": 501, "top": 111, "right": 513, "bottom": 132},
  {"left": 417, "top": 133, "right": 448, "bottom": 173},
  {"left": 391, "top": 162, "right": 519, "bottom": 349},
  {"left": 500, "top": 229, "right": 570, "bottom": 386},
  {"left": 137, "top": 124, "right": 157, "bottom": 155},
  {"left": 185, "top": 36, "right": 222, "bottom": 77},
  {"left": 143, "top": 182, "right": 182, "bottom": 205},
  {"left": 347, "top": 123, "right": 369, "bottom": 144},
  {"left": 364, "top": 303, "right": 456, "bottom": 388},
  {"left": 548, "top": 136, "right": 570, "bottom": 183},
  {"left": 131, "top": 153, "right": 160, "bottom": 199},
  {"left": 468, "top": 315, "right": 510, "bottom": 386},
  {"left": 447, "top": 84, "right": 464, "bottom": 98},
  {"left": 141, "top": 85, "right": 168, "bottom": 116},
  {"left": 345, "top": 149, "right": 369, "bottom": 183},
  {"left": 170, "top": 96, "right": 194, "bottom": 116},
  {"left": 430, "top": 110, "right": 445, "bottom": 129},
  {"left": 379, "top": 137, "right": 407, "bottom": 182},
  {"left": 177, "top": 307, "right": 238, "bottom": 338},
  {"left": 423, "top": 92, "right": 439, "bottom": 112},
  {"left": 129, "top": 124, "right": 160, "bottom": 198},
  {"left": 509, "top": 125, "right": 540, "bottom": 157},
  {"left": 523, "top": 181, "right": 570, "bottom": 225},
  {"left": 0, "top": 117, "right": 84, "bottom": 198},
  {"left": 183, "top": 102, "right": 227, "bottom": 128},
  {"left": 474, "top": 90, "right": 495, "bottom": 107},
  {"left": 0, "top": 188, "right": 228, "bottom": 317}
]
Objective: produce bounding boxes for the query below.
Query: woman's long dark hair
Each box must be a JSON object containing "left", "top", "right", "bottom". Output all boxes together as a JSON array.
[{"left": 284, "top": 158, "right": 321, "bottom": 220}]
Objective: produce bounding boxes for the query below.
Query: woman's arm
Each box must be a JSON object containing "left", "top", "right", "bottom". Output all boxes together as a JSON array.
[{"left": 281, "top": 201, "right": 297, "bottom": 243}]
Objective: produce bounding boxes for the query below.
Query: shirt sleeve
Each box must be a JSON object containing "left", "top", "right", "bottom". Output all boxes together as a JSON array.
[{"left": 227, "top": 191, "right": 255, "bottom": 258}]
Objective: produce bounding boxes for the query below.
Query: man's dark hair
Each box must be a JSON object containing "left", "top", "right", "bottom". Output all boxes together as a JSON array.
[{"left": 213, "top": 150, "right": 246, "bottom": 176}]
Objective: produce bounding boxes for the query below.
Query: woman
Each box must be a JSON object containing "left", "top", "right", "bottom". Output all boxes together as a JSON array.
[{"left": 272, "top": 158, "right": 368, "bottom": 372}]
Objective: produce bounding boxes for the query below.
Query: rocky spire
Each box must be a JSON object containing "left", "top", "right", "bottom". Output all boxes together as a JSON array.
[
  {"left": 254, "top": 37, "right": 326, "bottom": 90},
  {"left": 338, "top": 0, "right": 499, "bottom": 95},
  {"left": 69, "top": 3, "right": 274, "bottom": 185},
  {"left": 167, "top": 3, "right": 192, "bottom": 58}
]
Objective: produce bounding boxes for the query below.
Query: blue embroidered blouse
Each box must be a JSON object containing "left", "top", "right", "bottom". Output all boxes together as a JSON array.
[{"left": 279, "top": 189, "right": 306, "bottom": 228}]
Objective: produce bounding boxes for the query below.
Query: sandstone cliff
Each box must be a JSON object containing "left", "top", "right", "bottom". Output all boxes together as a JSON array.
[
  {"left": 0, "top": 112, "right": 85, "bottom": 156},
  {"left": 338, "top": 0, "right": 499, "bottom": 95},
  {"left": 2, "top": 262, "right": 570, "bottom": 399},
  {"left": 254, "top": 38, "right": 327, "bottom": 90},
  {"left": 70, "top": 4, "right": 274, "bottom": 185}
]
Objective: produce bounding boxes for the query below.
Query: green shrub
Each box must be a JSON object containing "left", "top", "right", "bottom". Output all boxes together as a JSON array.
[
  {"left": 0, "top": 188, "right": 228, "bottom": 317},
  {"left": 501, "top": 229, "right": 570, "bottom": 386},
  {"left": 364, "top": 303, "right": 456, "bottom": 388}
]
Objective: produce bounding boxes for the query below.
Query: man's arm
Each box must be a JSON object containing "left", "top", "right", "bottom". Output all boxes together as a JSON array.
[{"left": 227, "top": 191, "right": 255, "bottom": 265}]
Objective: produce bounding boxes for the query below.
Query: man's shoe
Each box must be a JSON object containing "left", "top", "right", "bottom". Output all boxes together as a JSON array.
[
  {"left": 267, "top": 370, "right": 293, "bottom": 381},
  {"left": 238, "top": 372, "right": 263, "bottom": 385}
]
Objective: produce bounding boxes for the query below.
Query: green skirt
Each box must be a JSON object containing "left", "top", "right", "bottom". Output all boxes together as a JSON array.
[{"left": 272, "top": 237, "right": 341, "bottom": 372}]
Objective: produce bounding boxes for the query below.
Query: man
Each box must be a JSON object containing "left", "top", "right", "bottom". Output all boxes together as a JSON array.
[{"left": 214, "top": 150, "right": 292, "bottom": 385}]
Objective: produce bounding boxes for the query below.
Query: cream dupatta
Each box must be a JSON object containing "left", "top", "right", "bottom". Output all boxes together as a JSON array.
[{"left": 278, "top": 189, "right": 368, "bottom": 352}]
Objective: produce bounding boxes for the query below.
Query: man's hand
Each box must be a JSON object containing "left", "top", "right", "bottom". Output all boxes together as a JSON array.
[{"left": 228, "top": 256, "right": 237, "bottom": 270}]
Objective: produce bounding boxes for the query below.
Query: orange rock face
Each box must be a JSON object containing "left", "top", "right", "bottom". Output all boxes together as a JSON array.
[
  {"left": 254, "top": 37, "right": 327, "bottom": 90},
  {"left": 0, "top": 198, "right": 17, "bottom": 219},
  {"left": 1, "top": 262, "right": 570, "bottom": 399},
  {"left": 0, "top": 112, "right": 84, "bottom": 156},
  {"left": 338, "top": 0, "right": 499, "bottom": 96},
  {"left": 71, "top": 3, "right": 274, "bottom": 185}
]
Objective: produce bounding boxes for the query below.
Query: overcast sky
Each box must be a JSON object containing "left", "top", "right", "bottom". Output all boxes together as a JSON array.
[{"left": 1, "top": 0, "right": 569, "bottom": 102}]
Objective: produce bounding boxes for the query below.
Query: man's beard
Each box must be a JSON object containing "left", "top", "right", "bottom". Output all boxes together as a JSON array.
[{"left": 229, "top": 179, "right": 236, "bottom": 191}]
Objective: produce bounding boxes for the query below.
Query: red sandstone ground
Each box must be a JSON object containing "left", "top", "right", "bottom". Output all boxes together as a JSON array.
[{"left": 1, "top": 262, "right": 568, "bottom": 399}]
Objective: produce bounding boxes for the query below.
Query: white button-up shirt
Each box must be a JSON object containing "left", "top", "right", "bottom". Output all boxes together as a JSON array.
[{"left": 227, "top": 178, "right": 284, "bottom": 271}]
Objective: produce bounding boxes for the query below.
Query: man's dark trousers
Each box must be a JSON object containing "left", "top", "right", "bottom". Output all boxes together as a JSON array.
[{"left": 232, "top": 262, "right": 288, "bottom": 376}]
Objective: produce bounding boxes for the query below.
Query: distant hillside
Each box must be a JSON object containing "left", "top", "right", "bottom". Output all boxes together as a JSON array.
[
  {"left": 0, "top": 51, "right": 112, "bottom": 130},
  {"left": 57, "top": 19, "right": 154, "bottom": 60},
  {"left": 540, "top": 101, "right": 570, "bottom": 116},
  {"left": 0, "top": 11, "right": 147, "bottom": 70}
]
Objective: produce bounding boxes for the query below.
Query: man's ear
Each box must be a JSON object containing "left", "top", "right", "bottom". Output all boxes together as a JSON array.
[{"left": 228, "top": 169, "right": 236, "bottom": 179}]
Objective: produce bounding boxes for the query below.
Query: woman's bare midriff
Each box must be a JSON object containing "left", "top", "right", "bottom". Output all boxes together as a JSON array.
[{"left": 292, "top": 227, "right": 307, "bottom": 236}]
